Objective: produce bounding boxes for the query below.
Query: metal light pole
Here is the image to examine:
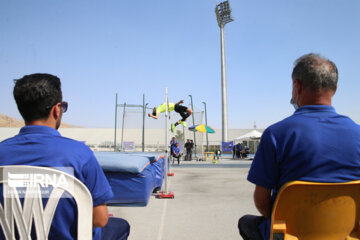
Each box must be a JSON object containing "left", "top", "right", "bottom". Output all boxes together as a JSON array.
[
  {"left": 215, "top": 1, "right": 233, "bottom": 143},
  {"left": 202, "top": 101, "right": 209, "bottom": 152},
  {"left": 114, "top": 93, "right": 118, "bottom": 152},
  {"left": 120, "top": 103, "right": 126, "bottom": 152},
  {"left": 189, "top": 95, "right": 197, "bottom": 157},
  {"left": 142, "top": 94, "right": 148, "bottom": 152},
  {"left": 182, "top": 125, "right": 185, "bottom": 144}
]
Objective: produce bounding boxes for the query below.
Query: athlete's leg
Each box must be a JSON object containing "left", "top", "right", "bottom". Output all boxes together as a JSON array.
[
  {"left": 180, "top": 107, "right": 192, "bottom": 122},
  {"left": 175, "top": 105, "right": 193, "bottom": 128},
  {"left": 186, "top": 108, "right": 192, "bottom": 117}
]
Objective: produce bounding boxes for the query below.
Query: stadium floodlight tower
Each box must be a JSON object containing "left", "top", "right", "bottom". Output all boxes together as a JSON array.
[{"left": 215, "top": 0, "right": 233, "bottom": 143}]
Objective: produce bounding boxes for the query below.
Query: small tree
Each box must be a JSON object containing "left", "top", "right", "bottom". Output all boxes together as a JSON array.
[{"left": 175, "top": 130, "right": 184, "bottom": 143}]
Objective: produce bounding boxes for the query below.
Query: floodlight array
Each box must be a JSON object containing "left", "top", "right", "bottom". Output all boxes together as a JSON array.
[{"left": 215, "top": 1, "right": 234, "bottom": 27}]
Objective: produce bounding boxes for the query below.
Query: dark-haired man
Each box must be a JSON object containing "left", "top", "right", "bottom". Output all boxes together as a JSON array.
[
  {"left": 184, "top": 139, "right": 192, "bottom": 161},
  {"left": 148, "top": 100, "right": 192, "bottom": 133},
  {"left": 0, "top": 73, "right": 130, "bottom": 239},
  {"left": 238, "top": 54, "right": 360, "bottom": 240}
]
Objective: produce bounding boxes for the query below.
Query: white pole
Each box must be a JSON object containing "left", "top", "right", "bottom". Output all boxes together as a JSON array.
[
  {"left": 164, "top": 87, "right": 169, "bottom": 193},
  {"left": 220, "top": 25, "right": 229, "bottom": 143}
]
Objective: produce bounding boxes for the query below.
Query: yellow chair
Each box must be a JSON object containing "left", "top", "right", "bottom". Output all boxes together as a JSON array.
[
  {"left": 270, "top": 180, "right": 360, "bottom": 240},
  {"left": 204, "top": 152, "right": 214, "bottom": 161}
]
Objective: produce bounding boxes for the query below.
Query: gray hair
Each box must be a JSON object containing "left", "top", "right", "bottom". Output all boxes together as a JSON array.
[{"left": 292, "top": 53, "right": 338, "bottom": 91}]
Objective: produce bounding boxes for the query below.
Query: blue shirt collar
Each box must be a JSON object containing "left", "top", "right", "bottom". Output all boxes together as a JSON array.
[
  {"left": 19, "top": 125, "right": 61, "bottom": 137},
  {"left": 294, "top": 105, "right": 336, "bottom": 114}
]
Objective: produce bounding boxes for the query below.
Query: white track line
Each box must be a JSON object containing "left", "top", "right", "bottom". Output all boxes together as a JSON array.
[{"left": 156, "top": 177, "right": 172, "bottom": 240}]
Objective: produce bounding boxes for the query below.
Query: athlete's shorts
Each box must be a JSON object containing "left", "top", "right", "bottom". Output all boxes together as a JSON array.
[{"left": 175, "top": 104, "right": 189, "bottom": 121}]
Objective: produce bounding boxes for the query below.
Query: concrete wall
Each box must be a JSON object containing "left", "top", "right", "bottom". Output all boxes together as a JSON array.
[{"left": 0, "top": 127, "right": 263, "bottom": 147}]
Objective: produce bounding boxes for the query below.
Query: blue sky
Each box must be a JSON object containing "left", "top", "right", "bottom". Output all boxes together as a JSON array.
[{"left": 1, "top": 0, "right": 359, "bottom": 129}]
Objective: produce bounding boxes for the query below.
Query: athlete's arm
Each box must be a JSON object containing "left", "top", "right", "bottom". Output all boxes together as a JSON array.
[
  {"left": 148, "top": 113, "right": 159, "bottom": 119},
  {"left": 93, "top": 203, "right": 109, "bottom": 228},
  {"left": 176, "top": 100, "right": 184, "bottom": 105},
  {"left": 253, "top": 185, "right": 271, "bottom": 218}
]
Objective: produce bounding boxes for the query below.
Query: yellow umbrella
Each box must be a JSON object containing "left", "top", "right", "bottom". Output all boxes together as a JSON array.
[{"left": 188, "top": 124, "right": 215, "bottom": 133}]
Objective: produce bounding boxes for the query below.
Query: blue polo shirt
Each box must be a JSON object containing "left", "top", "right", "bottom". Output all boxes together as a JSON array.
[
  {"left": 0, "top": 125, "right": 114, "bottom": 239},
  {"left": 236, "top": 144, "right": 242, "bottom": 151},
  {"left": 248, "top": 105, "right": 360, "bottom": 240},
  {"left": 172, "top": 146, "right": 180, "bottom": 156}
]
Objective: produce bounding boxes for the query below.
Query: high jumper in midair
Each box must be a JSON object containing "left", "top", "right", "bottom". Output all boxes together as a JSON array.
[{"left": 148, "top": 100, "right": 193, "bottom": 133}]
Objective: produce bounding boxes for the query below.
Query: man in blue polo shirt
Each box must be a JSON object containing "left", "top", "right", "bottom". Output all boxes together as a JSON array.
[
  {"left": 238, "top": 53, "right": 360, "bottom": 240},
  {"left": 171, "top": 142, "right": 183, "bottom": 165},
  {"left": 0, "top": 73, "right": 130, "bottom": 239}
]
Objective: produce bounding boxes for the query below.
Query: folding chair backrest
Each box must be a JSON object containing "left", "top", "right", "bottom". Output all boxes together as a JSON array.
[
  {"left": 271, "top": 180, "right": 360, "bottom": 240},
  {"left": 0, "top": 165, "right": 93, "bottom": 240}
]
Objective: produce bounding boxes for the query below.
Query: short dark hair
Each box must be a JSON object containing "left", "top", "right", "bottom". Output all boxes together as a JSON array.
[
  {"left": 152, "top": 107, "right": 156, "bottom": 116},
  {"left": 13, "top": 73, "right": 62, "bottom": 122},
  {"left": 292, "top": 53, "right": 338, "bottom": 92}
]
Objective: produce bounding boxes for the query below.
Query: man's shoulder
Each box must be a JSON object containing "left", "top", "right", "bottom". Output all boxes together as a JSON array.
[
  {"left": 0, "top": 136, "right": 16, "bottom": 145},
  {"left": 267, "top": 109, "right": 360, "bottom": 133},
  {"left": 333, "top": 113, "right": 360, "bottom": 128},
  {"left": 265, "top": 110, "right": 321, "bottom": 132},
  {"left": 30, "top": 133, "right": 95, "bottom": 162},
  {"left": 57, "top": 136, "right": 93, "bottom": 155},
  {"left": 0, "top": 132, "right": 96, "bottom": 175},
  {"left": 58, "top": 135, "right": 89, "bottom": 146}
]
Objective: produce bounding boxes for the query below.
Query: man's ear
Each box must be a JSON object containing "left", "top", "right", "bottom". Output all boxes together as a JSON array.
[
  {"left": 52, "top": 103, "right": 61, "bottom": 120},
  {"left": 293, "top": 79, "right": 303, "bottom": 95}
]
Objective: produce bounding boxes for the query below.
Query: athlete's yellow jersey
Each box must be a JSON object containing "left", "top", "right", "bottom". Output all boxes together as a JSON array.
[{"left": 156, "top": 102, "right": 175, "bottom": 114}]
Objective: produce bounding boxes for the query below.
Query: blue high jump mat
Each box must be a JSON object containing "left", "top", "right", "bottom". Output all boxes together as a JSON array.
[
  {"left": 126, "top": 152, "right": 166, "bottom": 190},
  {"left": 95, "top": 152, "right": 165, "bottom": 206}
]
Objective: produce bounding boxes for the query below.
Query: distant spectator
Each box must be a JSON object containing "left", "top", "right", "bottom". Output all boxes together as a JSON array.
[
  {"left": 184, "top": 139, "right": 192, "bottom": 161},
  {"left": 172, "top": 142, "right": 182, "bottom": 165},
  {"left": 236, "top": 143, "right": 242, "bottom": 158},
  {"left": 241, "top": 146, "right": 250, "bottom": 159},
  {"left": 245, "top": 146, "right": 250, "bottom": 155},
  {"left": 232, "top": 145, "right": 236, "bottom": 159},
  {"left": 189, "top": 140, "right": 194, "bottom": 160},
  {"left": 215, "top": 149, "right": 221, "bottom": 160},
  {"left": 170, "top": 137, "right": 178, "bottom": 150}
]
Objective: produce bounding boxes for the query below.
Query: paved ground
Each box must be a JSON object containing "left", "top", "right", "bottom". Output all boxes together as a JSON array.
[{"left": 109, "top": 157, "right": 259, "bottom": 240}]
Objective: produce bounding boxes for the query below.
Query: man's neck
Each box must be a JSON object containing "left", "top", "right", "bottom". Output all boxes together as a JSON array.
[
  {"left": 25, "top": 119, "right": 56, "bottom": 129},
  {"left": 299, "top": 90, "right": 334, "bottom": 107}
]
